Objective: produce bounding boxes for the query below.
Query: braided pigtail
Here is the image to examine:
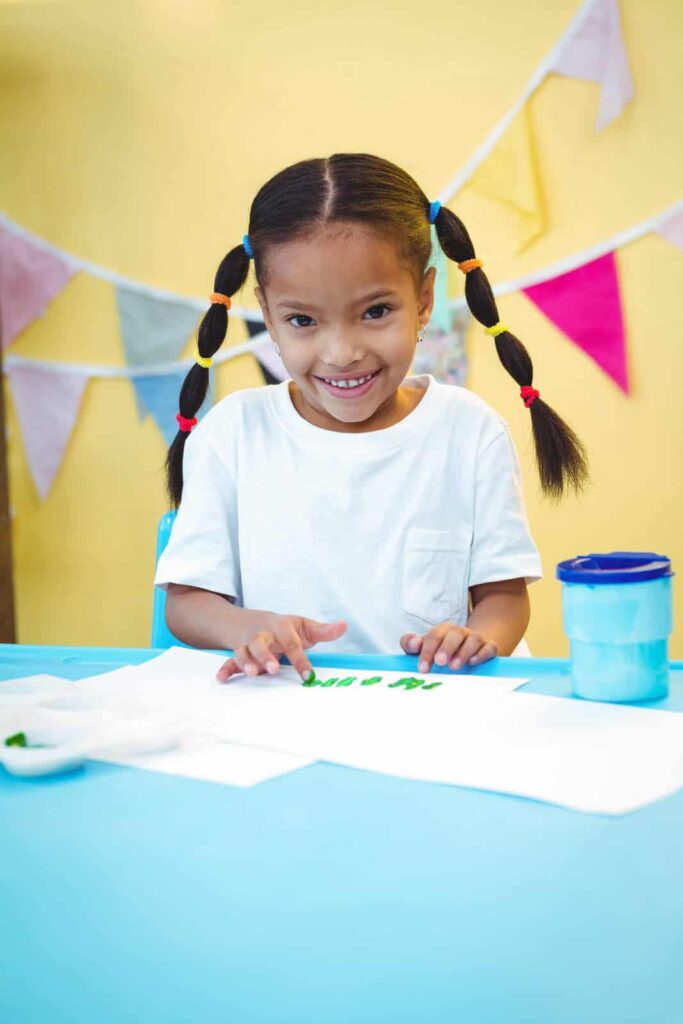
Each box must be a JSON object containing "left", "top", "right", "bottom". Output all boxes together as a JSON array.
[
  {"left": 165, "top": 240, "right": 252, "bottom": 508},
  {"left": 432, "top": 204, "right": 589, "bottom": 500}
]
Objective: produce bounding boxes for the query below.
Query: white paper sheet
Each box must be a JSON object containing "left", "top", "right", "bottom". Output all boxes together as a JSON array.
[
  {"left": 0, "top": 674, "right": 74, "bottom": 707},
  {"left": 213, "top": 685, "right": 683, "bottom": 816},
  {"left": 92, "top": 734, "right": 313, "bottom": 787},
  {"left": 7, "top": 648, "right": 682, "bottom": 815},
  {"left": 61, "top": 647, "right": 683, "bottom": 816},
  {"left": 76, "top": 646, "right": 530, "bottom": 699}
]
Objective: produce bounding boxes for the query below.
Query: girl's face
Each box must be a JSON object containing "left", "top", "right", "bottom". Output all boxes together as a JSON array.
[{"left": 254, "top": 222, "right": 435, "bottom": 432}]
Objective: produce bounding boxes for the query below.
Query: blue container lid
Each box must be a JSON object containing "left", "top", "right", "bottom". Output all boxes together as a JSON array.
[{"left": 556, "top": 551, "right": 673, "bottom": 584}]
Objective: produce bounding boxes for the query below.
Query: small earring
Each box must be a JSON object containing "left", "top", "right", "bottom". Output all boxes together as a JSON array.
[
  {"left": 274, "top": 342, "right": 281, "bottom": 357},
  {"left": 417, "top": 324, "right": 426, "bottom": 344}
]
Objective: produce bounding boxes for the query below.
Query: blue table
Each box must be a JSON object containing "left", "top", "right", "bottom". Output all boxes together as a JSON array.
[{"left": 3, "top": 645, "right": 683, "bottom": 1024}]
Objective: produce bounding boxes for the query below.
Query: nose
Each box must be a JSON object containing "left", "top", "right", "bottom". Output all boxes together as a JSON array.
[{"left": 319, "top": 329, "right": 367, "bottom": 369}]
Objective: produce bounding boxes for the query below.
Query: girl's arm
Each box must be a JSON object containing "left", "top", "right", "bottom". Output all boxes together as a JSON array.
[
  {"left": 467, "top": 578, "right": 530, "bottom": 656},
  {"left": 165, "top": 583, "right": 277, "bottom": 651}
]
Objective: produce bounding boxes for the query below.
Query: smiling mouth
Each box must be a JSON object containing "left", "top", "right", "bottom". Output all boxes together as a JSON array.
[{"left": 314, "top": 369, "right": 381, "bottom": 387}]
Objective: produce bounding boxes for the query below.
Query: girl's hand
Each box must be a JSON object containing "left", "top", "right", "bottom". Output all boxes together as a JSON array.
[
  {"left": 216, "top": 614, "right": 347, "bottom": 683},
  {"left": 399, "top": 623, "right": 498, "bottom": 673}
]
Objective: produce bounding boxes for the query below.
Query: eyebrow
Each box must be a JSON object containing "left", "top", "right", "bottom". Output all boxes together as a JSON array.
[{"left": 276, "top": 289, "right": 398, "bottom": 311}]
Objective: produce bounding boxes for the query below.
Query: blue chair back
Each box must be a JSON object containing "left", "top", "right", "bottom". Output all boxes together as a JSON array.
[{"left": 151, "top": 510, "right": 192, "bottom": 649}]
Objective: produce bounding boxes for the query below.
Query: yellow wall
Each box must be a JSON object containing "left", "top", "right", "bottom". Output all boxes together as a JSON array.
[{"left": 2, "top": 0, "right": 682, "bottom": 656}]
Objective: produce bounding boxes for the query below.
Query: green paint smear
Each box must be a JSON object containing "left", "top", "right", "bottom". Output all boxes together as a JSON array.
[
  {"left": 3, "top": 732, "right": 51, "bottom": 749},
  {"left": 301, "top": 672, "right": 442, "bottom": 691},
  {"left": 388, "top": 676, "right": 424, "bottom": 690},
  {"left": 4, "top": 731, "right": 27, "bottom": 747}
]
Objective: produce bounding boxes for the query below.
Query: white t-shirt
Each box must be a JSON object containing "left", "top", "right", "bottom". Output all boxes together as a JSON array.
[{"left": 154, "top": 374, "right": 542, "bottom": 655}]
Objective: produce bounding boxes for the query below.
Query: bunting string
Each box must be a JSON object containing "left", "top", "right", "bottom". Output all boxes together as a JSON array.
[
  {"left": 0, "top": 211, "right": 264, "bottom": 324},
  {"left": 438, "top": 0, "right": 600, "bottom": 202},
  {"left": 450, "top": 197, "right": 683, "bottom": 309},
  {"left": 3, "top": 331, "right": 272, "bottom": 378},
  {"left": 437, "top": 0, "right": 634, "bottom": 250}
]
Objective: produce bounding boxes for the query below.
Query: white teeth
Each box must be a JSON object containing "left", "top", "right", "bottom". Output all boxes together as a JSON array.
[{"left": 323, "top": 372, "right": 376, "bottom": 389}]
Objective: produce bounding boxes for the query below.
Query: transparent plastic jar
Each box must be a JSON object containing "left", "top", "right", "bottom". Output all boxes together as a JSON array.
[{"left": 556, "top": 552, "right": 673, "bottom": 703}]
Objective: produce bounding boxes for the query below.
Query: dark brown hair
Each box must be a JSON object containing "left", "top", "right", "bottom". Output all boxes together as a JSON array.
[{"left": 166, "top": 152, "right": 588, "bottom": 507}]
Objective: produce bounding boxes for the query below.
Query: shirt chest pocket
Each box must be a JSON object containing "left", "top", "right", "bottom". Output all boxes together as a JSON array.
[{"left": 402, "top": 526, "right": 472, "bottom": 627}]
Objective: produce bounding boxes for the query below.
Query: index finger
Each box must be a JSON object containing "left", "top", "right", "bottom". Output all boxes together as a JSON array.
[
  {"left": 216, "top": 655, "right": 238, "bottom": 682},
  {"left": 277, "top": 622, "right": 314, "bottom": 681}
]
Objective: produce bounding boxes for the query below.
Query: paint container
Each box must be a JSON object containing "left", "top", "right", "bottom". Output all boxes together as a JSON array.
[{"left": 556, "top": 552, "right": 673, "bottom": 703}]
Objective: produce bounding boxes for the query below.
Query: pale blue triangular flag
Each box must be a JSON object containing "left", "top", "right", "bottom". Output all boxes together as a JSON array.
[
  {"left": 116, "top": 285, "right": 202, "bottom": 367},
  {"left": 116, "top": 284, "right": 202, "bottom": 418},
  {"left": 132, "top": 368, "right": 215, "bottom": 445}
]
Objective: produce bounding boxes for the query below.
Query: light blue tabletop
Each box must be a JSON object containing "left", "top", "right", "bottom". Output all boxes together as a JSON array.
[{"left": 2, "top": 644, "right": 683, "bottom": 1024}]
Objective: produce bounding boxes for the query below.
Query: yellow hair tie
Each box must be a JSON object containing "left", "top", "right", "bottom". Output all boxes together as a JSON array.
[
  {"left": 195, "top": 350, "right": 213, "bottom": 369},
  {"left": 484, "top": 323, "right": 509, "bottom": 338}
]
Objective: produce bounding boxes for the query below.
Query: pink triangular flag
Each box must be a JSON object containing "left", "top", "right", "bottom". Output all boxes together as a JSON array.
[
  {"left": 549, "top": 0, "right": 634, "bottom": 130},
  {"left": 655, "top": 209, "right": 683, "bottom": 251},
  {"left": 522, "top": 251, "right": 629, "bottom": 393},
  {"left": 0, "top": 226, "right": 77, "bottom": 350},
  {"left": 7, "top": 365, "right": 89, "bottom": 500}
]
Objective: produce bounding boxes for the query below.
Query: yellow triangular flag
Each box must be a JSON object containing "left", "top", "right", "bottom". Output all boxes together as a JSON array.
[{"left": 465, "top": 104, "right": 546, "bottom": 252}]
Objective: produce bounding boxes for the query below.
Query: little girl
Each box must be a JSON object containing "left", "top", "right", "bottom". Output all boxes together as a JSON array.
[{"left": 154, "top": 153, "right": 588, "bottom": 684}]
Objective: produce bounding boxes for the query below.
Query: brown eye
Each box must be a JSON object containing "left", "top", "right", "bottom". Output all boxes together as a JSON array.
[
  {"left": 286, "top": 315, "right": 314, "bottom": 329},
  {"left": 364, "top": 304, "right": 392, "bottom": 320}
]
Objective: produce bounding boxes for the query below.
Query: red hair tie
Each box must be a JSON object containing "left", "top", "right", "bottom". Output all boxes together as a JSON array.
[
  {"left": 520, "top": 386, "right": 540, "bottom": 408},
  {"left": 176, "top": 413, "right": 198, "bottom": 433}
]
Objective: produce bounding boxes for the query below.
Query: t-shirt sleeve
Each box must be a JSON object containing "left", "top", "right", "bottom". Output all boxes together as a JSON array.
[
  {"left": 153, "top": 431, "right": 240, "bottom": 600},
  {"left": 468, "top": 424, "right": 543, "bottom": 587}
]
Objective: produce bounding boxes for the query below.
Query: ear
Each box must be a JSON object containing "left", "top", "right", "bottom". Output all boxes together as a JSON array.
[
  {"left": 254, "top": 285, "right": 274, "bottom": 334},
  {"left": 418, "top": 266, "right": 436, "bottom": 326}
]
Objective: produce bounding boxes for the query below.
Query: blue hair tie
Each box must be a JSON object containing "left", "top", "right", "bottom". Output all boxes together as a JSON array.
[
  {"left": 428, "top": 200, "right": 441, "bottom": 225},
  {"left": 243, "top": 233, "right": 254, "bottom": 259}
]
